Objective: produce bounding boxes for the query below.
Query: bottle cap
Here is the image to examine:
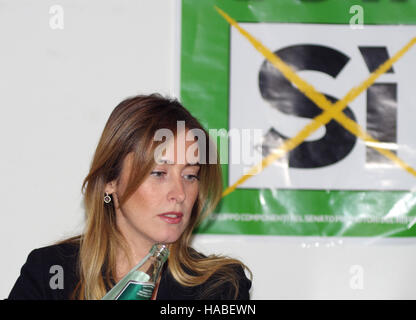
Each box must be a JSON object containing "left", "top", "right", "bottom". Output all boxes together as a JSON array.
[{"left": 150, "top": 244, "right": 169, "bottom": 261}]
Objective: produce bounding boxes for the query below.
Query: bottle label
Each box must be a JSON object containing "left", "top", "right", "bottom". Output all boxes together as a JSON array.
[{"left": 115, "top": 280, "right": 155, "bottom": 300}]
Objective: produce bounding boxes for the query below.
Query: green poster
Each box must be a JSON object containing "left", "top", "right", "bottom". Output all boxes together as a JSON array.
[{"left": 181, "top": 0, "right": 416, "bottom": 237}]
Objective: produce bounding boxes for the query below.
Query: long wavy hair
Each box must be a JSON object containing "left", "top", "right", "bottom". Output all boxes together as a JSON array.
[{"left": 60, "top": 94, "right": 251, "bottom": 299}]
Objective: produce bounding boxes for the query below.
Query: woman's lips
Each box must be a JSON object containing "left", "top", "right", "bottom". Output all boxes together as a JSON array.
[{"left": 158, "top": 212, "right": 183, "bottom": 224}]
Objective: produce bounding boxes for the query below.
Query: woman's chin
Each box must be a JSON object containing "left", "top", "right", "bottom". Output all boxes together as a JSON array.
[{"left": 152, "top": 233, "right": 182, "bottom": 245}]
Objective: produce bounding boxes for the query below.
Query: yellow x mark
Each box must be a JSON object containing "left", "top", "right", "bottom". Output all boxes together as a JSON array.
[{"left": 215, "top": 7, "right": 416, "bottom": 197}]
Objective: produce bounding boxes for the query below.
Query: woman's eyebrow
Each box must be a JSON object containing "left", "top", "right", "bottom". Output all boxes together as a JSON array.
[
  {"left": 156, "top": 159, "right": 200, "bottom": 167},
  {"left": 185, "top": 163, "right": 200, "bottom": 168},
  {"left": 156, "top": 159, "right": 174, "bottom": 165}
]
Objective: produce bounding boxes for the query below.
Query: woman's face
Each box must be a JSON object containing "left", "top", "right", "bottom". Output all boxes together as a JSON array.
[{"left": 106, "top": 135, "right": 200, "bottom": 251}]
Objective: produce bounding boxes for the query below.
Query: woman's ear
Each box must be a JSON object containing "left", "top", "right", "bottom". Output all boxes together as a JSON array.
[
  {"left": 105, "top": 180, "right": 120, "bottom": 209},
  {"left": 105, "top": 180, "right": 117, "bottom": 195}
]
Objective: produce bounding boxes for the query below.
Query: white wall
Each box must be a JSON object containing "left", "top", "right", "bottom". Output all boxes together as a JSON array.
[
  {"left": 1, "top": 0, "right": 416, "bottom": 300},
  {"left": 0, "top": 0, "right": 175, "bottom": 298},
  {"left": 192, "top": 235, "right": 416, "bottom": 299}
]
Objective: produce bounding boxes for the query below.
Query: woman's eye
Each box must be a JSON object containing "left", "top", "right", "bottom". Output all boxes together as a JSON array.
[
  {"left": 184, "top": 174, "right": 199, "bottom": 182},
  {"left": 151, "top": 171, "right": 166, "bottom": 178}
]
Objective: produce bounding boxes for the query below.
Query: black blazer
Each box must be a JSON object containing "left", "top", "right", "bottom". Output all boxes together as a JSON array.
[{"left": 7, "top": 242, "right": 251, "bottom": 300}]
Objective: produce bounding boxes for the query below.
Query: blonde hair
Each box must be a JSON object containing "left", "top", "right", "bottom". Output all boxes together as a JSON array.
[{"left": 60, "top": 94, "right": 251, "bottom": 299}]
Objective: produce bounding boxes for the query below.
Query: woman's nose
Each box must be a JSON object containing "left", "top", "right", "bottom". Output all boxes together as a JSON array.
[{"left": 167, "top": 177, "right": 186, "bottom": 203}]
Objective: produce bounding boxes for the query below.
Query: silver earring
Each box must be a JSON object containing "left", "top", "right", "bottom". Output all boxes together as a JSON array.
[{"left": 104, "top": 192, "right": 112, "bottom": 204}]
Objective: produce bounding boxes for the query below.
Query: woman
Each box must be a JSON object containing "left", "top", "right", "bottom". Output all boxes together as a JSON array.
[{"left": 8, "top": 94, "right": 252, "bottom": 300}]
